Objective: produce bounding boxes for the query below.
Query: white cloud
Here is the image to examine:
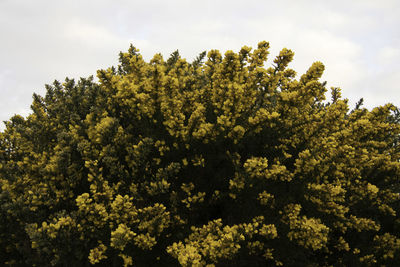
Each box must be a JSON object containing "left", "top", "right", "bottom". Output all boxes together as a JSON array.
[
  {"left": 378, "top": 46, "right": 400, "bottom": 66},
  {"left": 64, "top": 19, "right": 119, "bottom": 46}
]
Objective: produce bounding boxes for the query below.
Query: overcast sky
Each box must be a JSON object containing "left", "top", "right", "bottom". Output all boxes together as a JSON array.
[{"left": 1, "top": 0, "right": 399, "bottom": 129}]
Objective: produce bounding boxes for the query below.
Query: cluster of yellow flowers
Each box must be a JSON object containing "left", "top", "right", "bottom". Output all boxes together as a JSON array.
[
  {"left": 167, "top": 217, "right": 279, "bottom": 266},
  {"left": 88, "top": 243, "right": 107, "bottom": 264},
  {"left": 282, "top": 204, "right": 330, "bottom": 250}
]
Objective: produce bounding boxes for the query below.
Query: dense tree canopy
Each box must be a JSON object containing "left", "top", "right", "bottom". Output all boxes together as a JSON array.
[{"left": 1, "top": 42, "right": 400, "bottom": 266}]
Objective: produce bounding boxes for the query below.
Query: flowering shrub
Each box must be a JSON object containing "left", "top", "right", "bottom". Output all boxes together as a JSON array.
[{"left": 1, "top": 42, "right": 400, "bottom": 266}]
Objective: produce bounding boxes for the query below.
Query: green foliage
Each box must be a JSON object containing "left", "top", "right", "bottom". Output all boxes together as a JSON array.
[{"left": 1, "top": 42, "right": 400, "bottom": 266}]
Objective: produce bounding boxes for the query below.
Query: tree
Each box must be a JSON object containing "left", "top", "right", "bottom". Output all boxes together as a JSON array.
[{"left": 1, "top": 42, "right": 400, "bottom": 266}]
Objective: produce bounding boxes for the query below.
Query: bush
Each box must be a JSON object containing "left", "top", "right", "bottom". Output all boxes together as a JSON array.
[{"left": 1, "top": 42, "right": 400, "bottom": 266}]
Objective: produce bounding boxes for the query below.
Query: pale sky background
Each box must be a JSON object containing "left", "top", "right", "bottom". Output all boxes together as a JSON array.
[{"left": 1, "top": 0, "right": 399, "bottom": 130}]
